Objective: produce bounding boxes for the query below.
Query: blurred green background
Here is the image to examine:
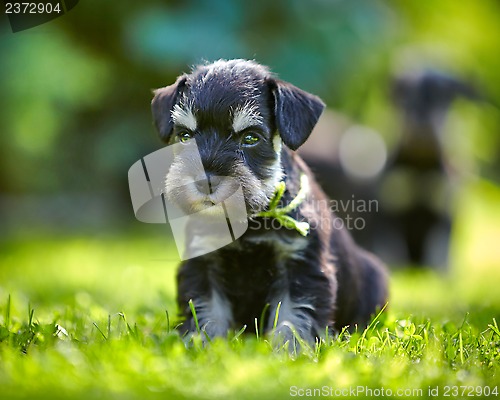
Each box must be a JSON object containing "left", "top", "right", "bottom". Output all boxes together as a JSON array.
[
  {"left": 2, "top": 3, "right": 500, "bottom": 397},
  {"left": 1, "top": 0, "right": 500, "bottom": 276}
]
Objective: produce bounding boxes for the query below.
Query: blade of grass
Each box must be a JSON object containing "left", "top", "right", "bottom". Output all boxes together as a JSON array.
[
  {"left": 232, "top": 325, "right": 247, "bottom": 342},
  {"left": 5, "top": 295, "right": 11, "bottom": 329},
  {"left": 93, "top": 322, "right": 107, "bottom": 340},
  {"left": 188, "top": 299, "right": 200, "bottom": 334},
  {"left": 357, "top": 303, "right": 388, "bottom": 353},
  {"left": 488, "top": 318, "right": 500, "bottom": 337},
  {"left": 28, "top": 303, "right": 34, "bottom": 332},
  {"left": 459, "top": 331, "right": 464, "bottom": 364},
  {"left": 259, "top": 303, "right": 270, "bottom": 338},
  {"left": 107, "top": 315, "right": 111, "bottom": 340},
  {"left": 273, "top": 302, "right": 282, "bottom": 330}
]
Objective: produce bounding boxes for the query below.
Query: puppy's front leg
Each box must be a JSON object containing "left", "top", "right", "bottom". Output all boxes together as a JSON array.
[
  {"left": 266, "top": 262, "right": 335, "bottom": 350},
  {"left": 190, "top": 290, "right": 233, "bottom": 339},
  {"left": 177, "top": 260, "right": 233, "bottom": 340},
  {"left": 267, "top": 293, "right": 318, "bottom": 349}
]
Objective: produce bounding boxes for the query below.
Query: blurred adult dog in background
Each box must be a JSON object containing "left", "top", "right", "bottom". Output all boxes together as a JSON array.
[{"left": 300, "top": 70, "right": 478, "bottom": 269}]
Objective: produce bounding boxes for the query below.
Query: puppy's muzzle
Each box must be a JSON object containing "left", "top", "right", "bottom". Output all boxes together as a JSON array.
[{"left": 194, "top": 173, "right": 222, "bottom": 195}]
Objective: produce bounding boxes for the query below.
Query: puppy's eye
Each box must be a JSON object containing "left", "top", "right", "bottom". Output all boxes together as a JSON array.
[
  {"left": 178, "top": 131, "right": 193, "bottom": 144},
  {"left": 241, "top": 133, "right": 260, "bottom": 147}
]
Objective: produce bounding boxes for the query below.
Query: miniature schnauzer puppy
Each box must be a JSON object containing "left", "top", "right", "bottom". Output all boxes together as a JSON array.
[{"left": 151, "top": 59, "right": 388, "bottom": 346}]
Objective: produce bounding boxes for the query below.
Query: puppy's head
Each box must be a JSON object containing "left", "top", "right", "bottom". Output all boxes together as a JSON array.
[{"left": 152, "top": 59, "right": 324, "bottom": 215}]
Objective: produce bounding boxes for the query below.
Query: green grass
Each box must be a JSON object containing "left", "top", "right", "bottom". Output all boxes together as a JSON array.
[{"left": 1, "top": 180, "right": 500, "bottom": 399}]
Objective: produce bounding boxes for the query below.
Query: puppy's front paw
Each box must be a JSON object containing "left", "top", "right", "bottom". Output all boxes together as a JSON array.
[
  {"left": 270, "top": 322, "right": 314, "bottom": 354},
  {"left": 181, "top": 318, "right": 230, "bottom": 347},
  {"left": 200, "top": 320, "right": 230, "bottom": 341}
]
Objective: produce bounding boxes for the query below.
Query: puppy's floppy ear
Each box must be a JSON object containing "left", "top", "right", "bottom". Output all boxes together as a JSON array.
[
  {"left": 269, "top": 79, "right": 325, "bottom": 151},
  {"left": 151, "top": 75, "right": 187, "bottom": 142}
]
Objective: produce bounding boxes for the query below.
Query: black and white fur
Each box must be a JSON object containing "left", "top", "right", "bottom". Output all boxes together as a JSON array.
[{"left": 152, "top": 59, "right": 388, "bottom": 346}]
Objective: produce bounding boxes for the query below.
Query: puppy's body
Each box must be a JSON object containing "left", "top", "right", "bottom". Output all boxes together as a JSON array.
[
  {"left": 177, "top": 152, "right": 387, "bottom": 341},
  {"left": 152, "top": 60, "right": 388, "bottom": 344}
]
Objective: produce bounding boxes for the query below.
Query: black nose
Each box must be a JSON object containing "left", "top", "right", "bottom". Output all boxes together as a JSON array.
[{"left": 194, "top": 173, "right": 222, "bottom": 195}]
